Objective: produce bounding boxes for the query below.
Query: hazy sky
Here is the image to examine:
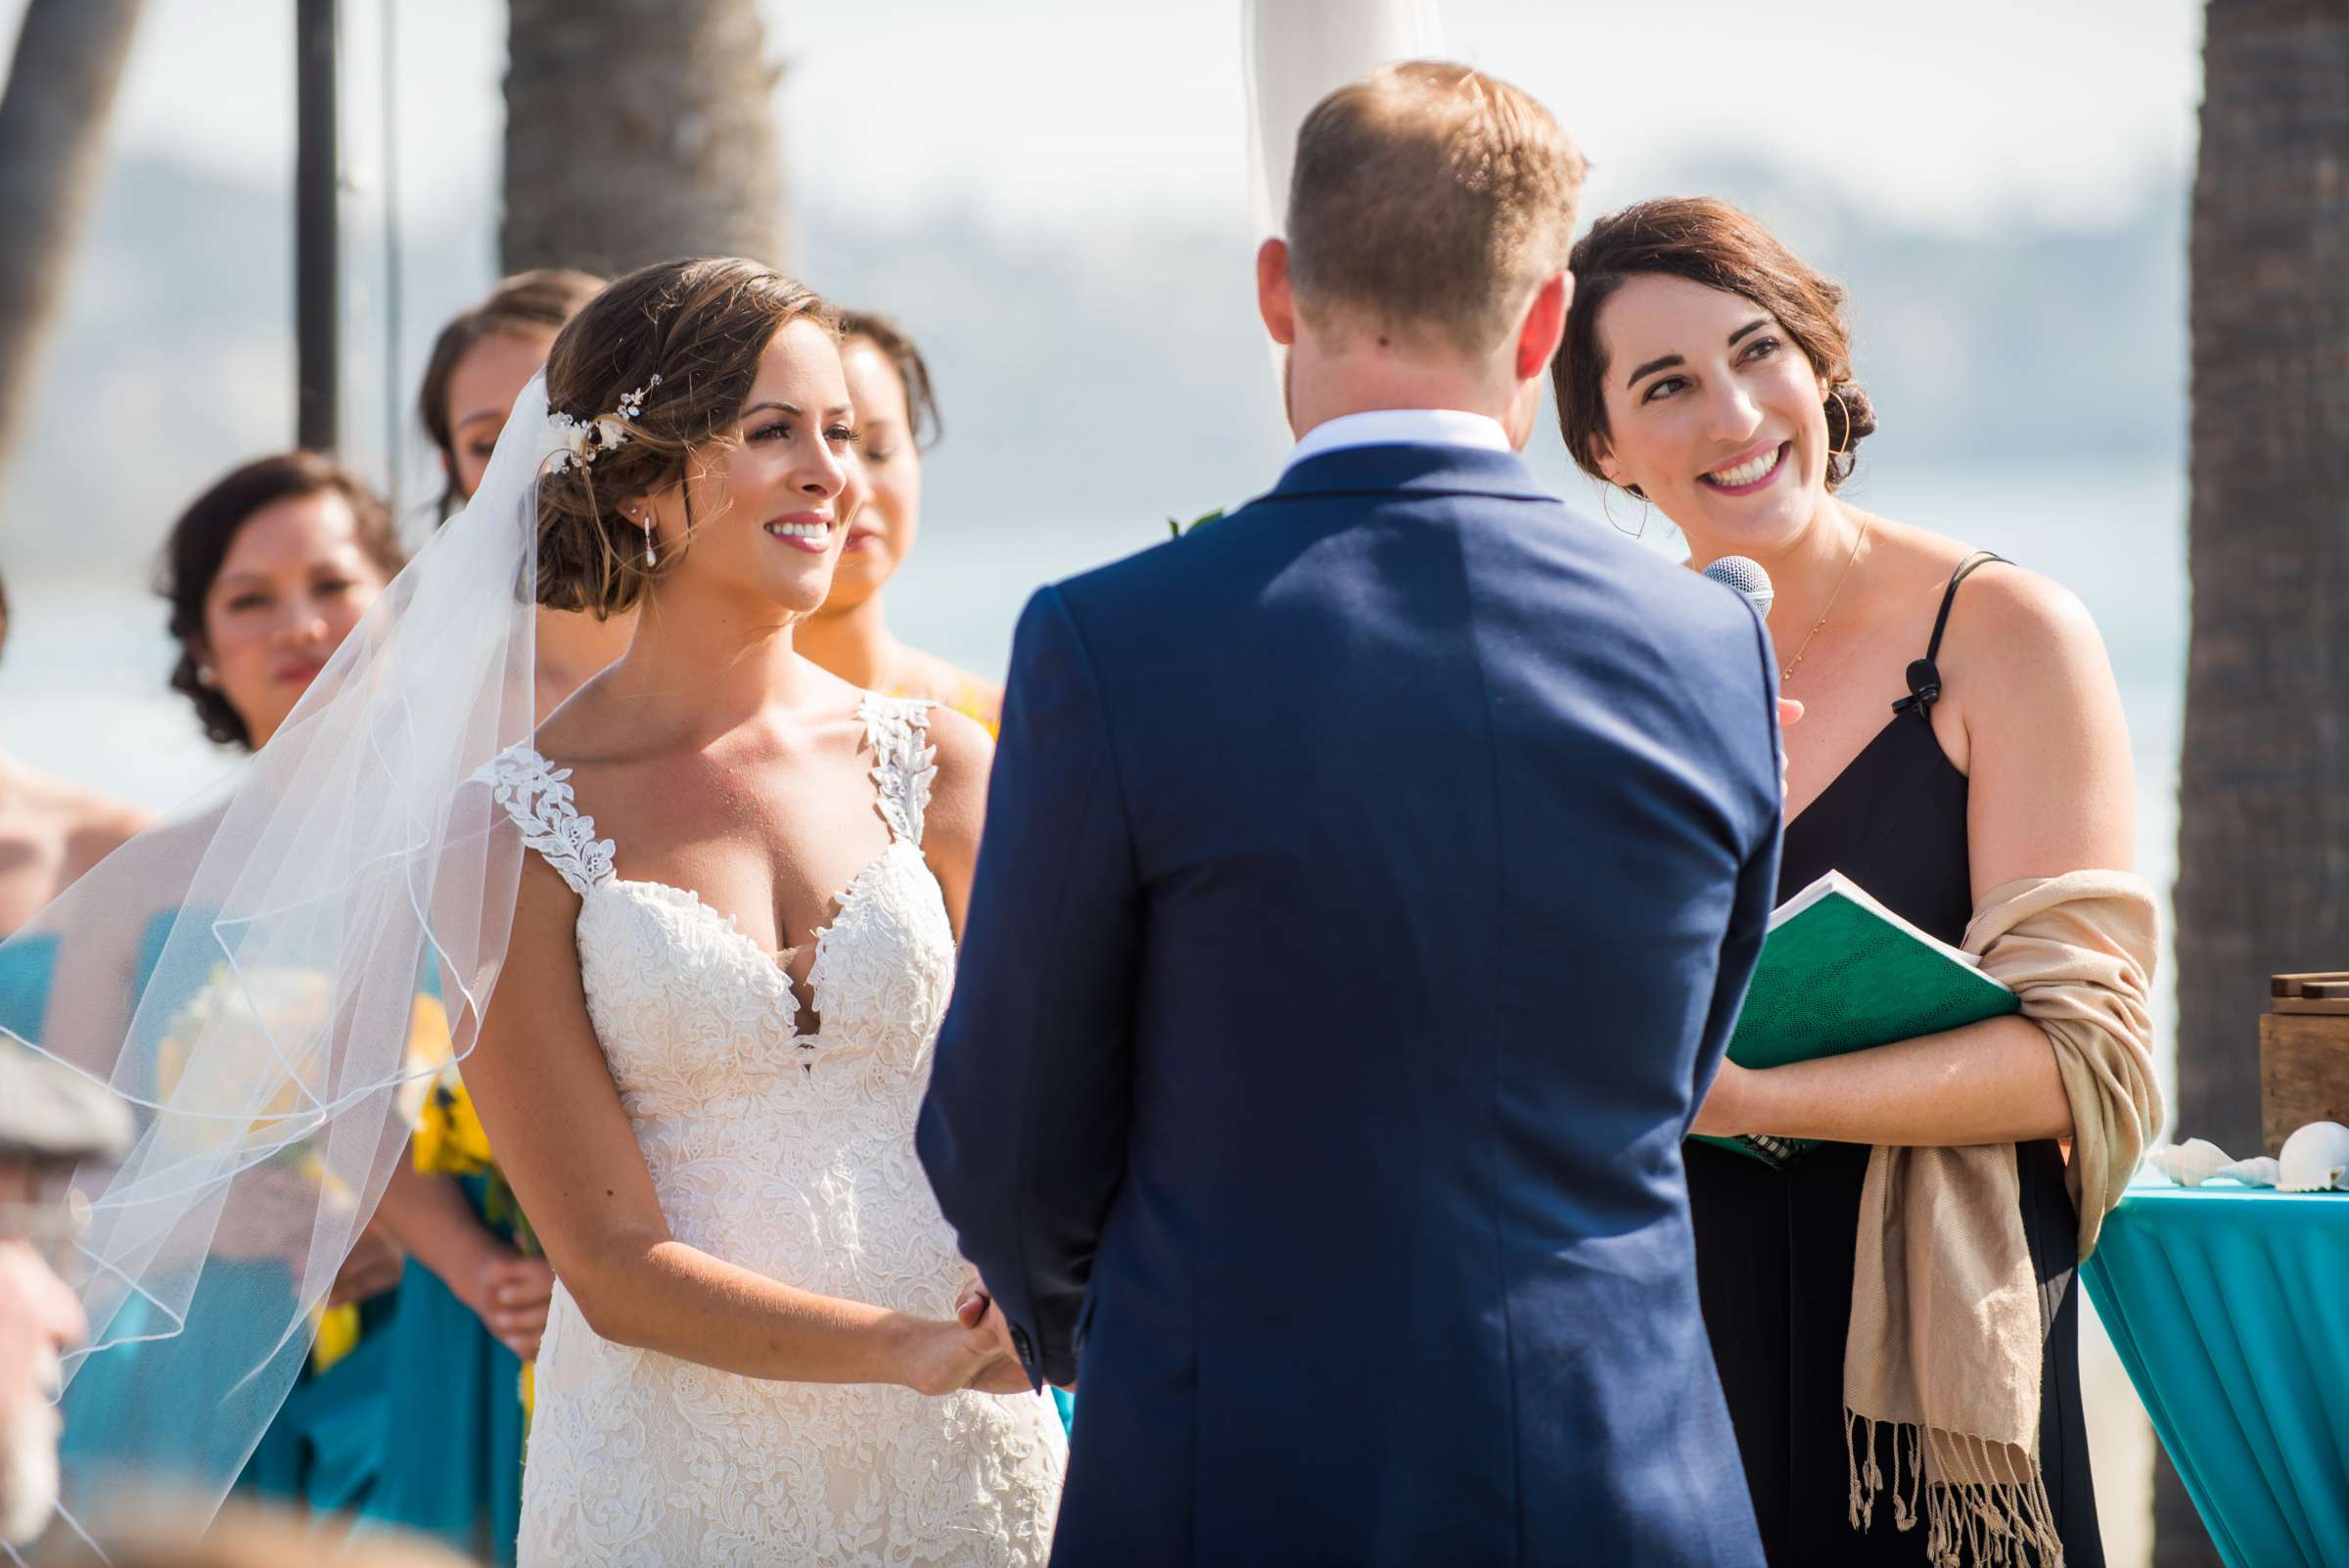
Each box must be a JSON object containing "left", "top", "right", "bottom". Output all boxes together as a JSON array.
[{"left": 3, "top": 0, "right": 2201, "bottom": 236}]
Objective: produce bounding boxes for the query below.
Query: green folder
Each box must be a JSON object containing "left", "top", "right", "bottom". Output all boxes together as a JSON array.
[{"left": 1694, "top": 871, "right": 2021, "bottom": 1169}]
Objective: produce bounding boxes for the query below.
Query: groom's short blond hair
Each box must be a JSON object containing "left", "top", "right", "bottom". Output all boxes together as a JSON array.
[{"left": 1287, "top": 61, "right": 1585, "bottom": 354}]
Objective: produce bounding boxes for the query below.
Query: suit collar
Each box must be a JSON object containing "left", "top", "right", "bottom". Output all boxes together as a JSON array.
[{"left": 1266, "top": 441, "right": 1557, "bottom": 504}]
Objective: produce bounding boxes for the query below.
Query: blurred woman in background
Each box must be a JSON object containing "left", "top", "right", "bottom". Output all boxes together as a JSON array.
[
  {"left": 798, "top": 311, "right": 1003, "bottom": 732},
  {"left": 418, "top": 268, "right": 613, "bottom": 720},
  {"left": 352, "top": 270, "right": 612, "bottom": 1564},
  {"left": 0, "top": 564, "right": 150, "bottom": 1038},
  {"left": 54, "top": 453, "right": 414, "bottom": 1520},
  {"left": 159, "top": 455, "right": 406, "bottom": 757}
]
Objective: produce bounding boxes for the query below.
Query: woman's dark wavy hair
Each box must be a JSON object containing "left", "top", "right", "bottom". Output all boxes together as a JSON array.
[
  {"left": 1554, "top": 197, "right": 1877, "bottom": 495},
  {"left": 158, "top": 452, "right": 403, "bottom": 749}
]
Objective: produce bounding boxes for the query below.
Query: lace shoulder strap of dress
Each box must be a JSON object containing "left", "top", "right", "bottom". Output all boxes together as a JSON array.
[
  {"left": 857, "top": 695, "right": 938, "bottom": 848},
  {"left": 479, "top": 746, "right": 617, "bottom": 898},
  {"left": 1892, "top": 550, "right": 2010, "bottom": 721}
]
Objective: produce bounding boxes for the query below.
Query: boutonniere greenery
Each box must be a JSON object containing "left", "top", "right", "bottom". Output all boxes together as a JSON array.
[{"left": 1166, "top": 507, "right": 1224, "bottom": 539}]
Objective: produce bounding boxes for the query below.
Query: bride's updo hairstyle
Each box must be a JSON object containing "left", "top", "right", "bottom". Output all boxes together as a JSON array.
[
  {"left": 1554, "top": 198, "right": 1877, "bottom": 493},
  {"left": 534, "top": 256, "right": 833, "bottom": 618}
]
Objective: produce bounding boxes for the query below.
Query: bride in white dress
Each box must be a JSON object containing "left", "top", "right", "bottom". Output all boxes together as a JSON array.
[{"left": 459, "top": 258, "right": 1065, "bottom": 1565}]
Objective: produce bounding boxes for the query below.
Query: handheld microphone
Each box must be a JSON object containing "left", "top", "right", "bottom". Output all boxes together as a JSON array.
[{"left": 1700, "top": 555, "right": 1774, "bottom": 619}]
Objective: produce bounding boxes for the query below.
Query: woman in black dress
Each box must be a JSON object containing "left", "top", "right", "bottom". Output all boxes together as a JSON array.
[{"left": 1551, "top": 199, "right": 2139, "bottom": 1566}]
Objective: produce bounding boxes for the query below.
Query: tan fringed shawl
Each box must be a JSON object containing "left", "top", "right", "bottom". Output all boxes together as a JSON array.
[{"left": 1843, "top": 871, "right": 2162, "bottom": 1567}]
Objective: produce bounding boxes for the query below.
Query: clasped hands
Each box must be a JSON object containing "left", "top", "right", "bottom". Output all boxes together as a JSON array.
[{"left": 895, "top": 1278, "right": 1033, "bottom": 1397}]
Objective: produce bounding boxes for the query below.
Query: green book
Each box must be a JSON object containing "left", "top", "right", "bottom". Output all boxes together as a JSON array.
[{"left": 1693, "top": 871, "right": 2022, "bottom": 1169}]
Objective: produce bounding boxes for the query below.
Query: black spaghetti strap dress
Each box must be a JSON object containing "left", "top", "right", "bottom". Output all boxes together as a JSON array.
[{"left": 1684, "top": 554, "right": 2103, "bottom": 1566}]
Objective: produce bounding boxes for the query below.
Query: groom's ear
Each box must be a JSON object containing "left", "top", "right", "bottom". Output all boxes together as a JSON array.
[
  {"left": 1257, "top": 238, "right": 1298, "bottom": 347},
  {"left": 1514, "top": 270, "right": 1572, "bottom": 385}
]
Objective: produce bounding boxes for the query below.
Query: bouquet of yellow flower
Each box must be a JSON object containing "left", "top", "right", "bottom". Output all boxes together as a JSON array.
[{"left": 413, "top": 1057, "right": 540, "bottom": 1415}]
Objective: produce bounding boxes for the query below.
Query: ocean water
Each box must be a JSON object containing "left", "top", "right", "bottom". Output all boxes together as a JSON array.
[
  {"left": 1, "top": 455, "right": 2185, "bottom": 899},
  {"left": 0, "top": 452, "right": 2185, "bottom": 1562},
  {"left": 0, "top": 453, "right": 2187, "bottom": 1054}
]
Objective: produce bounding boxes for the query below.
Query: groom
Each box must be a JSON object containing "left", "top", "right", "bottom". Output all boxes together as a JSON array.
[{"left": 920, "top": 62, "right": 1775, "bottom": 1566}]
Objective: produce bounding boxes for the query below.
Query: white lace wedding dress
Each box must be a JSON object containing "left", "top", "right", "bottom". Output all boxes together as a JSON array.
[{"left": 484, "top": 695, "right": 1065, "bottom": 1567}]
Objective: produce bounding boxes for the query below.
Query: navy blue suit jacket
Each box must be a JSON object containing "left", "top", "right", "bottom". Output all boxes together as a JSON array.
[{"left": 918, "top": 442, "right": 1779, "bottom": 1566}]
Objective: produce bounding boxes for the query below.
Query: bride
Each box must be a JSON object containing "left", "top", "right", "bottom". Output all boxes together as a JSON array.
[
  {"left": 21, "top": 256, "right": 1061, "bottom": 1567},
  {"left": 464, "top": 258, "right": 1064, "bottom": 1563}
]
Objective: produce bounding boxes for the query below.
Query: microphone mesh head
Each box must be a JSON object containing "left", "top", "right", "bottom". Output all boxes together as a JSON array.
[{"left": 1700, "top": 555, "right": 1774, "bottom": 617}]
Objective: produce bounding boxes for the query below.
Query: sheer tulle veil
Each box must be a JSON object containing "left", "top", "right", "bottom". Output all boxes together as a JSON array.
[{"left": 4, "top": 377, "right": 558, "bottom": 1542}]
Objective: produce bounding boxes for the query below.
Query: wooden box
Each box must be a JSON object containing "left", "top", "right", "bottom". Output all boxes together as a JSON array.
[{"left": 2260, "top": 974, "right": 2349, "bottom": 1154}]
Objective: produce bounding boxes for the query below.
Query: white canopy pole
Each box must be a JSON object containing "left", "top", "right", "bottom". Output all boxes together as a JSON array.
[{"left": 1242, "top": 0, "right": 1447, "bottom": 397}]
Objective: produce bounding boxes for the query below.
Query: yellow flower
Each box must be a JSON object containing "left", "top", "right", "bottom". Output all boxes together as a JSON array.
[
  {"left": 312, "top": 1303, "right": 360, "bottom": 1374},
  {"left": 519, "top": 1359, "right": 534, "bottom": 1420},
  {"left": 413, "top": 1062, "right": 494, "bottom": 1176}
]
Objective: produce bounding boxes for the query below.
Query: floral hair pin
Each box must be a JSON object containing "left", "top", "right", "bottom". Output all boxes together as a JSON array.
[{"left": 548, "top": 375, "right": 663, "bottom": 472}]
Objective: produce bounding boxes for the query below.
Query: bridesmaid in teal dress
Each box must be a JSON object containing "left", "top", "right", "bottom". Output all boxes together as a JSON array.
[
  {"left": 112, "top": 452, "right": 414, "bottom": 1513},
  {"left": 342, "top": 274, "right": 605, "bottom": 1565}
]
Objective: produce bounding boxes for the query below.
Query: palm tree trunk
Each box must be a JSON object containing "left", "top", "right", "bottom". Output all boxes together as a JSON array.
[
  {"left": 501, "top": 0, "right": 786, "bottom": 277},
  {"left": 2165, "top": 0, "right": 2349, "bottom": 1559},
  {"left": 0, "top": 0, "right": 143, "bottom": 476}
]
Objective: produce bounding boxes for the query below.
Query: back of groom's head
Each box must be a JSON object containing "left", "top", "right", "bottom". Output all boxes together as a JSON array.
[{"left": 1288, "top": 62, "right": 1585, "bottom": 355}]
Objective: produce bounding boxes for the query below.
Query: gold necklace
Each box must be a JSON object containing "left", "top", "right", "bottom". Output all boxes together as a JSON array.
[{"left": 1779, "top": 517, "right": 1869, "bottom": 687}]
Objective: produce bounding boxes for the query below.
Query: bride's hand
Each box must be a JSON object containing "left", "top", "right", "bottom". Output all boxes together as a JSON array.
[
  {"left": 965, "top": 1302, "right": 1036, "bottom": 1395},
  {"left": 895, "top": 1303, "right": 1031, "bottom": 1397}
]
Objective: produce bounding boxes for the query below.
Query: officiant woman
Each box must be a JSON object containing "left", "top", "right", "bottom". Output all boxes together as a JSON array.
[{"left": 1552, "top": 197, "right": 2159, "bottom": 1567}]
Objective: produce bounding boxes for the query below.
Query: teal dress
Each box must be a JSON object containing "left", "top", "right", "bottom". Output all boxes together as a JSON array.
[
  {"left": 0, "top": 932, "right": 59, "bottom": 1043},
  {"left": 57, "top": 911, "right": 393, "bottom": 1516},
  {"left": 359, "top": 1172, "right": 528, "bottom": 1565},
  {"left": 351, "top": 951, "right": 527, "bottom": 1565}
]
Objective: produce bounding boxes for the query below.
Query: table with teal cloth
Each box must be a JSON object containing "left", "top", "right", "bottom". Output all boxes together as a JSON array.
[{"left": 2082, "top": 1177, "right": 2349, "bottom": 1568}]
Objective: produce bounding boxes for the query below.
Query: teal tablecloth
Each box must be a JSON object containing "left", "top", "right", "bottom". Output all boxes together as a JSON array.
[{"left": 2083, "top": 1178, "right": 2349, "bottom": 1568}]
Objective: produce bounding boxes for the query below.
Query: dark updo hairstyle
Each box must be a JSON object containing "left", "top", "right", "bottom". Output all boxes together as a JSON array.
[
  {"left": 418, "top": 267, "right": 606, "bottom": 519},
  {"left": 159, "top": 452, "right": 404, "bottom": 749},
  {"left": 837, "top": 309, "right": 942, "bottom": 450},
  {"left": 1554, "top": 197, "right": 1877, "bottom": 495},
  {"left": 533, "top": 256, "right": 834, "bottom": 620}
]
